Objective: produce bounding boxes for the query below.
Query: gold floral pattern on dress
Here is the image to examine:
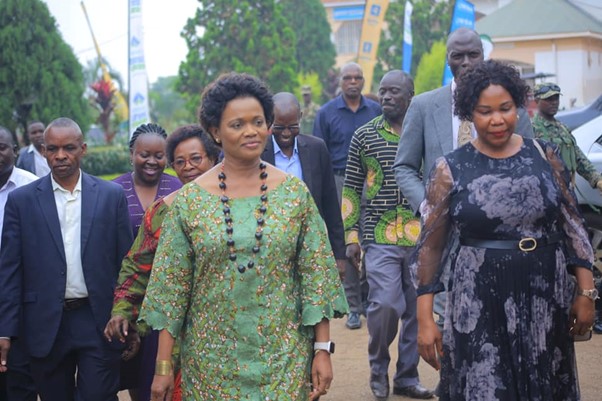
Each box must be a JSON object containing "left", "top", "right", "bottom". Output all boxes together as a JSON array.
[{"left": 140, "top": 176, "right": 348, "bottom": 400}]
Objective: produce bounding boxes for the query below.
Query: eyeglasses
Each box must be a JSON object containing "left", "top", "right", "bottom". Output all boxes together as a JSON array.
[
  {"left": 271, "top": 125, "right": 300, "bottom": 135},
  {"left": 172, "top": 155, "right": 205, "bottom": 169},
  {"left": 534, "top": 84, "right": 560, "bottom": 96},
  {"left": 342, "top": 75, "right": 364, "bottom": 82}
]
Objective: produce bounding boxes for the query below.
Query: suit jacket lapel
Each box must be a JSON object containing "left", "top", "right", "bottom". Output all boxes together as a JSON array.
[
  {"left": 37, "top": 176, "right": 66, "bottom": 263},
  {"left": 80, "top": 173, "right": 98, "bottom": 255},
  {"left": 433, "top": 85, "right": 454, "bottom": 154},
  {"left": 262, "top": 137, "right": 275, "bottom": 165},
  {"left": 297, "top": 137, "right": 313, "bottom": 192}
]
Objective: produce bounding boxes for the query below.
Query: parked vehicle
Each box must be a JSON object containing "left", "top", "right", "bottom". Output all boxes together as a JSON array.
[
  {"left": 557, "top": 94, "right": 602, "bottom": 131},
  {"left": 573, "top": 115, "right": 602, "bottom": 272}
]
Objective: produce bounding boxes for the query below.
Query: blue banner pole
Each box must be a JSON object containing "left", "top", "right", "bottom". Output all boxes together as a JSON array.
[{"left": 402, "top": 1, "right": 413, "bottom": 73}]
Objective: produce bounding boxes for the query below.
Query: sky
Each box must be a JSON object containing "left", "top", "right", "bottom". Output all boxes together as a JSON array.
[{"left": 42, "top": 0, "right": 199, "bottom": 88}]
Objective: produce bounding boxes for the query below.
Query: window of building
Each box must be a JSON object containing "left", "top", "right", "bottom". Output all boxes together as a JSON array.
[{"left": 334, "top": 20, "right": 362, "bottom": 55}]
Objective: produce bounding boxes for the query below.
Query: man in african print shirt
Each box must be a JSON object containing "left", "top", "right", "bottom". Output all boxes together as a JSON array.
[{"left": 342, "top": 70, "right": 433, "bottom": 400}]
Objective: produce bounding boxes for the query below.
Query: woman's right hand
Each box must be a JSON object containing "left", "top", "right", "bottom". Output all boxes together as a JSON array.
[
  {"left": 151, "top": 373, "right": 174, "bottom": 401},
  {"left": 417, "top": 317, "right": 443, "bottom": 371}
]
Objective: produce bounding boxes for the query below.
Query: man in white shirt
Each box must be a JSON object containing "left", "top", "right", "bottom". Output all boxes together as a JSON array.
[
  {"left": 0, "top": 118, "right": 133, "bottom": 401},
  {"left": 0, "top": 126, "right": 38, "bottom": 401},
  {"left": 16, "top": 121, "right": 50, "bottom": 177}
]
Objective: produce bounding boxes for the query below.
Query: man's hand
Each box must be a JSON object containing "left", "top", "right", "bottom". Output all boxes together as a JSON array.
[
  {"left": 345, "top": 244, "right": 361, "bottom": 271},
  {"left": 0, "top": 338, "right": 11, "bottom": 373},
  {"left": 104, "top": 315, "right": 129, "bottom": 343},
  {"left": 596, "top": 179, "right": 602, "bottom": 193}
]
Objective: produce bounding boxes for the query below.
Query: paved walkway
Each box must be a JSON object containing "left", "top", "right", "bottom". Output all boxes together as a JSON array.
[{"left": 119, "top": 316, "right": 602, "bottom": 400}]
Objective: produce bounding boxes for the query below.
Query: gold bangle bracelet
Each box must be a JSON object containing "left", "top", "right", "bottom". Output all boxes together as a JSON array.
[{"left": 155, "top": 360, "right": 172, "bottom": 376}]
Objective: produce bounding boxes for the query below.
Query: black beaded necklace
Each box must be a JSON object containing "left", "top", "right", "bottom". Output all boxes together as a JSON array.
[{"left": 219, "top": 161, "right": 268, "bottom": 273}]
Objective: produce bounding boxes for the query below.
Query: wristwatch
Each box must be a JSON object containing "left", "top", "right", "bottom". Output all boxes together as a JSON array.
[
  {"left": 314, "top": 341, "right": 335, "bottom": 354},
  {"left": 577, "top": 287, "right": 599, "bottom": 301}
]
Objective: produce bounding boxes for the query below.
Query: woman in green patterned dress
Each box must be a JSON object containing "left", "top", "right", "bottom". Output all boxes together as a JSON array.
[{"left": 140, "top": 73, "right": 348, "bottom": 401}]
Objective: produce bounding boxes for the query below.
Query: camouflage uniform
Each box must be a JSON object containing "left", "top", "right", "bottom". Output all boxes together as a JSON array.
[
  {"left": 301, "top": 101, "right": 320, "bottom": 136},
  {"left": 532, "top": 113, "right": 601, "bottom": 187}
]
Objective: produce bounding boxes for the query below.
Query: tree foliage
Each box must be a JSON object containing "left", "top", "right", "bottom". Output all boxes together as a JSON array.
[
  {"left": 375, "top": 0, "right": 452, "bottom": 82},
  {"left": 414, "top": 41, "right": 446, "bottom": 95},
  {"left": 296, "top": 73, "right": 323, "bottom": 104},
  {"left": 0, "top": 0, "right": 91, "bottom": 139},
  {"left": 280, "top": 0, "right": 336, "bottom": 82},
  {"left": 178, "top": 1, "right": 298, "bottom": 114},
  {"left": 149, "top": 76, "right": 194, "bottom": 134}
]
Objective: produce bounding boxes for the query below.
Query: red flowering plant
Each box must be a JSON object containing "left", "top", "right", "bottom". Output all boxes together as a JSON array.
[{"left": 90, "top": 78, "right": 117, "bottom": 144}]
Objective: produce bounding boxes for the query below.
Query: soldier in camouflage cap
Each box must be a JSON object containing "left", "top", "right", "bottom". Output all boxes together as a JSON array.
[
  {"left": 531, "top": 82, "right": 602, "bottom": 191},
  {"left": 300, "top": 85, "right": 320, "bottom": 136}
]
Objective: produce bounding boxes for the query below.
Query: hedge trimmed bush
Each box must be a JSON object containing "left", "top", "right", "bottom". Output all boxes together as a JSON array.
[{"left": 81, "top": 146, "right": 130, "bottom": 176}]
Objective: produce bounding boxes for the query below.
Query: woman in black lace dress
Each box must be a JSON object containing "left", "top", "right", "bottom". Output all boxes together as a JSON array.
[{"left": 412, "top": 60, "right": 596, "bottom": 400}]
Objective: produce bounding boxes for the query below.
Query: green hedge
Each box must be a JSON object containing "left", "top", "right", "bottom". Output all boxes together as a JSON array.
[{"left": 82, "top": 146, "right": 130, "bottom": 176}]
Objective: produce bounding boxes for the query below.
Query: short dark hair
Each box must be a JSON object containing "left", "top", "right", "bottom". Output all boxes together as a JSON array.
[
  {"left": 45, "top": 117, "right": 83, "bottom": 141},
  {"left": 198, "top": 73, "right": 274, "bottom": 141},
  {"left": 166, "top": 124, "right": 220, "bottom": 165},
  {"left": 454, "top": 60, "right": 529, "bottom": 122},
  {"left": 27, "top": 121, "right": 44, "bottom": 129},
  {"left": 129, "top": 123, "right": 167, "bottom": 151},
  {"left": 0, "top": 126, "right": 13, "bottom": 144}
]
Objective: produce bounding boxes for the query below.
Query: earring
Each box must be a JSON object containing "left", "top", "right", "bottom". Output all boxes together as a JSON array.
[
  {"left": 216, "top": 138, "right": 221, "bottom": 144},
  {"left": 517, "top": 114, "right": 520, "bottom": 120}
]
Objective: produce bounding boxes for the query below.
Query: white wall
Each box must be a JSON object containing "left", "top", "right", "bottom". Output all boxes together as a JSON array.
[{"left": 534, "top": 48, "right": 602, "bottom": 109}]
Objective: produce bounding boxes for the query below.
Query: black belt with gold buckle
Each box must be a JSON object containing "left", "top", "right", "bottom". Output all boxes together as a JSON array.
[
  {"left": 63, "top": 298, "right": 88, "bottom": 311},
  {"left": 460, "top": 232, "right": 563, "bottom": 252}
]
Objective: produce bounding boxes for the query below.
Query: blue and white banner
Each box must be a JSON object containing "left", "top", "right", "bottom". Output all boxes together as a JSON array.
[
  {"left": 442, "top": 0, "right": 475, "bottom": 85},
  {"left": 402, "top": 1, "right": 413, "bottom": 73},
  {"left": 129, "top": 0, "right": 150, "bottom": 137}
]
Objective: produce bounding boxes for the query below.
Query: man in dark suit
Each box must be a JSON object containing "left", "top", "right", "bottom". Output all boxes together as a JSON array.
[
  {"left": 262, "top": 92, "right": 346, "bottom": 279},
  {"left": 0, "top": 117, "right": 133, "bottom": 401}
]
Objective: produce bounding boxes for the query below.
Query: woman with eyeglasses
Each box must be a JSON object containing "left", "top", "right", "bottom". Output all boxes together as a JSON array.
[
  {"left": 111, "top": 122, "right": 182, "bottom": 400},
  {"left": 139, "top": 73, "right": 347, "bottom": 401},
  {"left": 413, "top": 60, "right": 595, "bottom": 400},
  {"left": 105, "top": 125, "right": 219, "bottom": 401}
]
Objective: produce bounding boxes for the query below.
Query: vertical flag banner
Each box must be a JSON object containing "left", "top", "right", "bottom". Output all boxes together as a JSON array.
[
  {"left": 129, "top": 0, "right": 150, "bottom": 137},
  {"left": 442, "top": 0, "right": 475, "bottom": 86},
  {"left": 402, "top": 1, "right": 413, "bottom": 73},
  {"left": 357, "top": 0, "right": 390, "bottom": 92}
]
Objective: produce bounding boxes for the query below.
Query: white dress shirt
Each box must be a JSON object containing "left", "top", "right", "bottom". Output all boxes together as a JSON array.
[
  {"left": 27, "top": 144, "right": 51, "bottom": 177},
  {"left": 52, "top": 171, "right": 88, "bottom": 298},
  {"left": 0, "top": 167, "right": 38, "bottom": 249}
]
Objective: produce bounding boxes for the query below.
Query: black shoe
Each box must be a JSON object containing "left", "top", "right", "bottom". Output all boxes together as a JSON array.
[
  {"left": 370, "top": 373, "right": 389, "bottom": 399},
  {"left": 594, "top": 320, "right": 602, "bottom": 334},
  {"left": 393, "top": 384, "right": 434, "bottom": 399}
]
